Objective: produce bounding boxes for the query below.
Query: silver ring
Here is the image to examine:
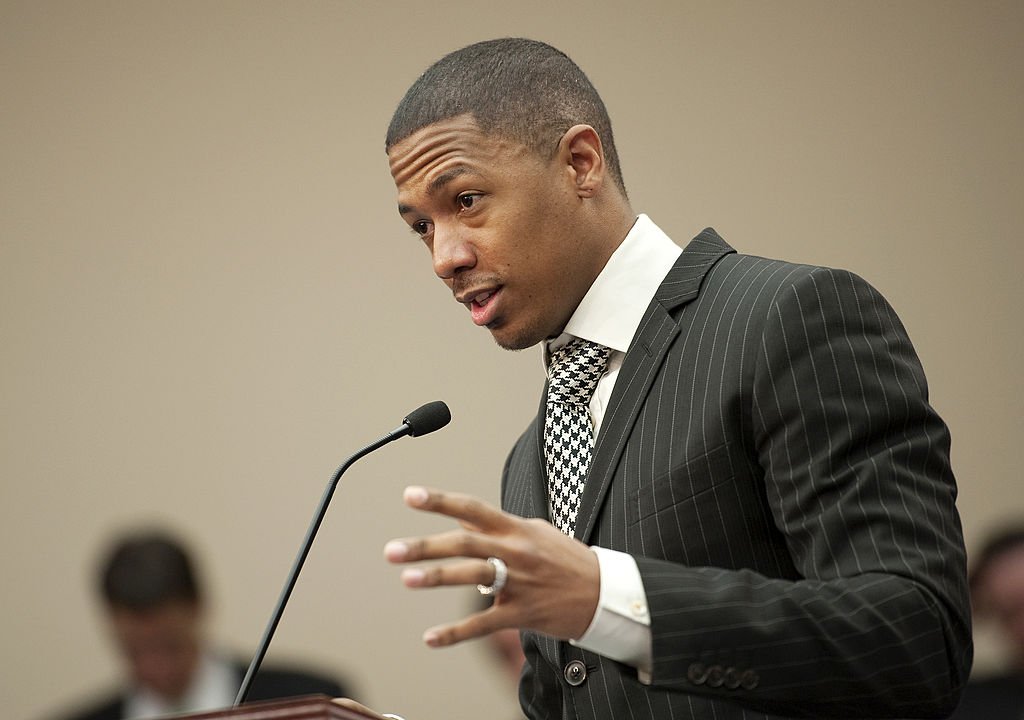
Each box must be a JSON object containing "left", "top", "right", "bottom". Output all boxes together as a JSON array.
[{"left": 476, "top": 556, "right": 508, "bottom": 596}]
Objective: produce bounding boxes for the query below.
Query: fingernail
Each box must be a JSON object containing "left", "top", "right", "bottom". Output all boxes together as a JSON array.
[
  {"left": 402, "top": 568, "right": 425, "bottom": 586},
  {"left": 384, "top": 540, "right": 408, "bottom": 561},
  {"left": 423, "top": 629, "right": 441, "bottom": 647},
  {"left": 404, "top": 486, "right": 428, "bottom": 506}
]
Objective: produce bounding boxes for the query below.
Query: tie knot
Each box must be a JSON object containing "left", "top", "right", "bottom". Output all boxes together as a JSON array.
[{"left": 547, "top": 338, "right": 611, "bottom": 405}]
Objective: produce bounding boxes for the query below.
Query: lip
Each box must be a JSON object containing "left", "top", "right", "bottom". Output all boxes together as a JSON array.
[
  {"left": 456, "top": 286, "right": 491, "bottom": 303},
  {"left": 463, "top": 286, "right": 503, "bottom": 327}
]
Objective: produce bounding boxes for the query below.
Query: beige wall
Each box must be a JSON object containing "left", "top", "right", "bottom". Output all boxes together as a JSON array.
[{"left": 2, "top": 2, "right": 1021, "bottom": 719}]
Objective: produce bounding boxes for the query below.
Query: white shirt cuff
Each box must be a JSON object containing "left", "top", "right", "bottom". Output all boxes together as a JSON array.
[{"left": 570, "top": 546, "right": 653, "bottom": 682}]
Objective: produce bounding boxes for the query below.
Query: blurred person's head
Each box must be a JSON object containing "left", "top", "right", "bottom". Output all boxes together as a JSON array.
[
  {"left": 970, "top": 523, "right": 1024, "bottom": 670},
  {"left": 487, "top": 626, "right": 527, "bottom": 687},
  {"left": 97, "top": 529, "right": 204, "bottom": 703}
]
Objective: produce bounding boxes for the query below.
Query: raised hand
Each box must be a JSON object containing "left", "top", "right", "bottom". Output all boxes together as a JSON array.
[{"left": 384, "top": 486, "right": 600, "bottom": 646}]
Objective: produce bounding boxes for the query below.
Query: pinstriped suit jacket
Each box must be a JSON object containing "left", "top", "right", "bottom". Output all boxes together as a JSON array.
[{"left": 501, "top": 229, "right": 972, "bottom": 719}]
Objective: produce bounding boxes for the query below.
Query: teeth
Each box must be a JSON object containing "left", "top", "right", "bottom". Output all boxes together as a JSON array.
[{"left": 473, "top": 291, "right": 493, "bottom": 306}]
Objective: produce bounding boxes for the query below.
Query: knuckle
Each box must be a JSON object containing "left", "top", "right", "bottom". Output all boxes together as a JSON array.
[
  {"left": 453, "top": 532, "right": 477, "bottom": 556},
  {"left": 463, "top": 495, "right": 485, "bottom": 517},
  {"left": 407, "top": 538, "right": 426, "bottom": 558},
  {"left": 425, "top": 489, "right": 444, "bottom": 507}
]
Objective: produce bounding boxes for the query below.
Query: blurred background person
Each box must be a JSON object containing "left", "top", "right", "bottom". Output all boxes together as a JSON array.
[
  {"left": 50, "top": 528, "right": 351, "bottom": 720},
  {"left": 950, "top": 523, "right": 1024, "bottom": 718},
  {"left": 475, "top": 594, "right": 526, "bottom": 719}
]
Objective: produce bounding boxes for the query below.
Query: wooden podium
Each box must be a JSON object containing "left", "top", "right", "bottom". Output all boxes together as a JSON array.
[{"left": 174, "top": 695, "right": 377, "bottom": 720}]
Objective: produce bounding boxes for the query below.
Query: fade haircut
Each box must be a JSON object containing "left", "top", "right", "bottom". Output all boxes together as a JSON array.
[
  {"left": 99, "top": 530, "right": 201, "bottom": 611},
  {"left": 386, "top": 38, "right": 627, "bottom": 196}
]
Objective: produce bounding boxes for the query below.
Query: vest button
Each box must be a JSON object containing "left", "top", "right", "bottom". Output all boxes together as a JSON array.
[{"left": 564, "top": 659, "right": 587, "bottom": 687}]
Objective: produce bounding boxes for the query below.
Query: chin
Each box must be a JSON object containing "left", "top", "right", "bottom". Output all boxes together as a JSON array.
[
  {"left": 488, "top": 309, "right": 569, "bottom": 351},
  {"left": 492, "top": 335, "right": 535, "bottom": 352},
  {"left": 489, "top": 324, "right": 543, "bottom": 352}
]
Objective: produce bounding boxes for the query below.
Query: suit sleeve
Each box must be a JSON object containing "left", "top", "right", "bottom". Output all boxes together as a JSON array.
[{"left": 635, "top": 267, "right": 972, "bottom": 717}]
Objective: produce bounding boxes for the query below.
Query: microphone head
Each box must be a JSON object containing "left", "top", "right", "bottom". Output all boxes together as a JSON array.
[{"left": 403, "top": 401, "right": 451, "bottom": 437}]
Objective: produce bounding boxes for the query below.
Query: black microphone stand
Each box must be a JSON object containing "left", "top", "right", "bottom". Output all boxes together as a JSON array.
[{"left": 233, "top": 425, "right": 411, "bottom": 706}]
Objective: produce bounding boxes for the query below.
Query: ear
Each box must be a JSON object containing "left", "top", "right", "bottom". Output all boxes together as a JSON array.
[{"left": 558, "top": 124, "right": 606, "bottom": 198}]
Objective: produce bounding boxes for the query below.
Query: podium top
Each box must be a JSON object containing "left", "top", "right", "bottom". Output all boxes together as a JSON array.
[{"left": 173, "top": 695, "right": 375, "bottom": 720}]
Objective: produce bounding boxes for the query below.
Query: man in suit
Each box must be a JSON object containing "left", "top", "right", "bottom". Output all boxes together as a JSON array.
[
  {"left": 950, "top": 524, "right": 1024, "bottom": 718},
  {"left": 54, "top": 530, "right": 348, "bottom": 720},
  {"left": 375, "top": 38, "right": 972, "bottom": 719}
]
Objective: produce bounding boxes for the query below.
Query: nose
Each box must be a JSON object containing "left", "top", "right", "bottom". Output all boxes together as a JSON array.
[{"left": 431, "top": 224, "right": 476, "bottom": 280}]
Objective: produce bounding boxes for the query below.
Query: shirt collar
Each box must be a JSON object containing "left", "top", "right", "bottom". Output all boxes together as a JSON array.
[
  {"left": 545, "top": 214, "right": 682, "bottom": 364},
  {"left": 125, "top": 652, "right": 236, "bottom": 718}
]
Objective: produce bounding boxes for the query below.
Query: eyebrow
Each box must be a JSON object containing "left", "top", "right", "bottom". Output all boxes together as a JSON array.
[{"left": 397, "top": 166, "right": 475, "bottom": 216}]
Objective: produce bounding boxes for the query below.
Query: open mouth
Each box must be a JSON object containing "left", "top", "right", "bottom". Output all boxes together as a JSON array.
[{"left": 468, "top": 287, "right": 502, "bottom": 326}]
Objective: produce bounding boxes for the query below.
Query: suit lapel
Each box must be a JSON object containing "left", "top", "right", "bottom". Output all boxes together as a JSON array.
[
  {"left": 528, "top": 390, "right": 551, "bottom": 520},
  {"left": 573, "top": 228, "right": 735, "bottom": 544},
  {"left": 501, "top": 391, "right": 551, "bottom": 521}
]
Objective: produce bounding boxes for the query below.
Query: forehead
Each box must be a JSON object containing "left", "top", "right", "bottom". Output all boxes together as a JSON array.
[
  {"left": 110, "top": 601, "right": 198, "bottom": 632},
  {"left": 388, "top": 115, "right": 534, "bottom": 191}
]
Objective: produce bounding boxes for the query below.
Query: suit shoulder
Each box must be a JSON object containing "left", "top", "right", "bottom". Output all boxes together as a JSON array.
[
  {"left": 707, "top": 251, "right": 885, "bottom": 306},
  {"left": 711, "top": 249, "right": 832, "bottom": 282},
  {"left": 683, "top": 227, "right": 879, "bottom": 296},
  {"left": 245, "top": 661, "right": 349, "bottom": 702}
]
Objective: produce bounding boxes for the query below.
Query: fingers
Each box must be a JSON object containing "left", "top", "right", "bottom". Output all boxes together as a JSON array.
[
  {"left": 385, "top": 487, "right": 519, "bottom": 564},
  {"left": 399, "top": 557, "right": 496, "bottom": 589},
  {"left": 384, "top": 527, "right": 501, "bottom": 564},
  {"left": 422, "top": 608, "right": 506, "bottom": 648},
  {"left": 402, "top": 486, "right": 514, "bottom": 533},
  {"left": 385, "top": 486, "right": 600, "bottom": 648}
]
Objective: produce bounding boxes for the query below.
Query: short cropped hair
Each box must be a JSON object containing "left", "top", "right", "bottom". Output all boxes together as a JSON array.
[
  {"left": 386, "top": 38, "right": 626, "bottom": 195},
  {"left": 98, "top": 530, "right": 201, "bottom": 611}
]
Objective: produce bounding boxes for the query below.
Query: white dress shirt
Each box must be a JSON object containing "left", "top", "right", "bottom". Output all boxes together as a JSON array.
[
  {"left": 124, "top": 652, "right": 237, "bottom": 719},
  {"left": 544, "top": 214, "right": 682, "bottom": 681}
]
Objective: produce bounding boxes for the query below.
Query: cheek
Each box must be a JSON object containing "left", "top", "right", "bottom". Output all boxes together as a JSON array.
[{"left": 509, "top": 177, "right": 570, "bottom": 233}]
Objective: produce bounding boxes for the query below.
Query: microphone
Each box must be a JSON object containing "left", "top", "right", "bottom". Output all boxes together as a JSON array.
[
  {"left": 234, "top": 401, "right": 451, "bottom": 707},
  {"left": 396, "top": 399, "right": 451, "bottom": 438}
]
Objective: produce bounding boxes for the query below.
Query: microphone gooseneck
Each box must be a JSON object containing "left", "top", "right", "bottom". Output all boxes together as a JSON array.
[{"left": 234, "top": 401, "right": 451, "bottom": 707}]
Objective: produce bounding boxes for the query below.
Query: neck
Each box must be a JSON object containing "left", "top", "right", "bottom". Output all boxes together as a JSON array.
[{"left": 590, "top": 197, "right": 637, "bottom": 271}]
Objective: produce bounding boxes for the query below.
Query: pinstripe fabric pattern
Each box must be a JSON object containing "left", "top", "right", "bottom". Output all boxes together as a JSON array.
[{"left": 500, "top": 229, "right": 972, "bottom": 719}]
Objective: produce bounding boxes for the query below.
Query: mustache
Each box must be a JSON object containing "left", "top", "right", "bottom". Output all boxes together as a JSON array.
[{"left": 450, "top": 273, "right": 502, "bottom": 300}]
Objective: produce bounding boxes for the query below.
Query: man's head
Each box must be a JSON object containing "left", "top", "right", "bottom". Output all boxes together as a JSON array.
[
  {"left": 970, "top": 524, "right": 1024, "bottom": 669},
  {"left": 98, "top": 530, "right": 204, "bottom": 702},
  {"left": 386, "top": 38, "right": 625, "bottom": 196},
  {"left": 386, "top": 39, "right": 635, "bottom": 350}
]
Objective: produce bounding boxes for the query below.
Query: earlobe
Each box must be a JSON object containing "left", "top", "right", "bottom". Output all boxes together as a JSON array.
[{"left": 561, "top": 125, "right": 605, "bottom": 198}]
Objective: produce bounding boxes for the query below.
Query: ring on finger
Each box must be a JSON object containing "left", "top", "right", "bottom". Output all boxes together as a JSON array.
[{"left": 476, "top": 556, "right": 508, "bottom": 596}]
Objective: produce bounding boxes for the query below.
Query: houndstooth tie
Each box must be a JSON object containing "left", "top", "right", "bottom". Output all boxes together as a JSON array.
[{"left": 544, "top": 338, "right": 612, "bottom": 535}]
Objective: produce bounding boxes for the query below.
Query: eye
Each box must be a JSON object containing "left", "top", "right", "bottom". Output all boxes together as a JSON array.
[
  {"left": 411, "top": 220, "right": 432, "bottom": 237},
  {"left": 458, "top": 193, "right": 481, "bottom": 210}
]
